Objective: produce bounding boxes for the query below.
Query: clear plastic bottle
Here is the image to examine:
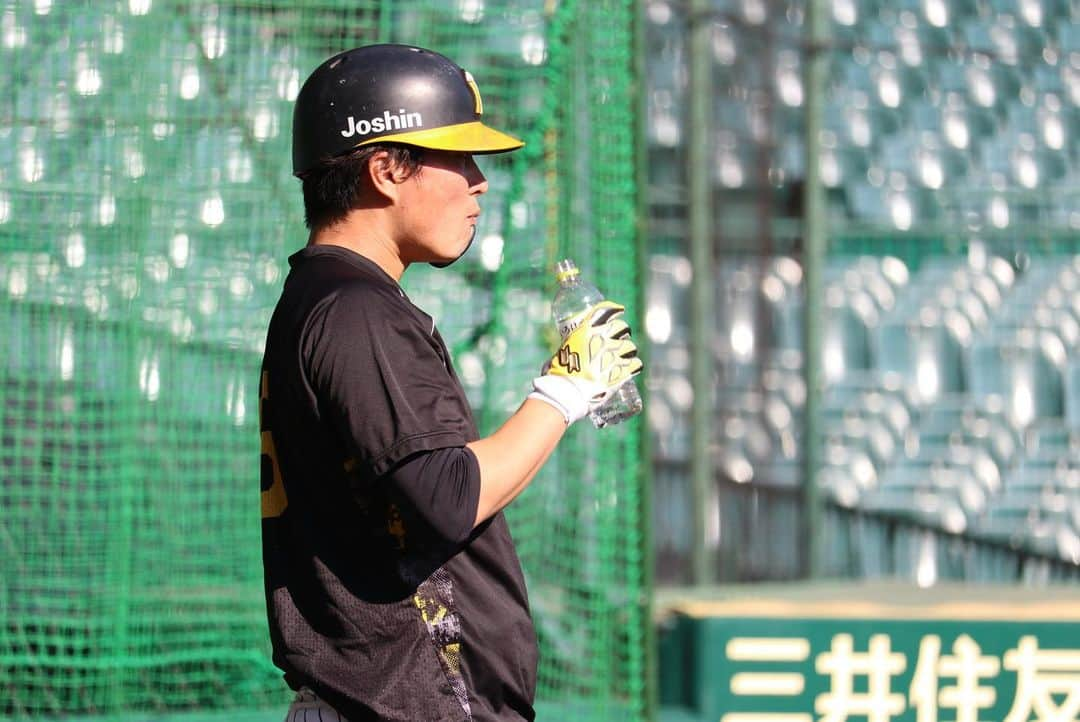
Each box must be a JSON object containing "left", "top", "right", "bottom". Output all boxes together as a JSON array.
[{"left": 551, "top": 258, "right": 643, "bottom": 428}]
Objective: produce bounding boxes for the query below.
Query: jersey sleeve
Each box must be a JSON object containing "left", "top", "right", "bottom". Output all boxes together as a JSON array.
[
  {"left": 384, "top": 446, "right": 481, "bottom": 545},
  {"left": 303, "top": 283, "right": 476, "bottom": 478}
]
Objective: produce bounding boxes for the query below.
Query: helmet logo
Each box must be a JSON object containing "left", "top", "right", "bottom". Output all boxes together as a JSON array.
[
  {"left": 464, "top": 71, "right": 483, "bottom": 115},
  {"left": 340, "top": 109, "right": 424, "bottom": 138}
]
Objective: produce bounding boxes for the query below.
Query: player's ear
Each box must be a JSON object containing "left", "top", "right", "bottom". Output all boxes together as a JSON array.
[{"left": 367, "top": 150, "right": 412, "bottom": 203}]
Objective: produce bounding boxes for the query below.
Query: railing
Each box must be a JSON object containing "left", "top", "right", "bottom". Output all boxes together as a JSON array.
[{"left": 652, "top": 459, "right": 1080, "bottom": 585}]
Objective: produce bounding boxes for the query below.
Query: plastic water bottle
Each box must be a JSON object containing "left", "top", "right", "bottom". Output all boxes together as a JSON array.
[{"left": 551, "top": 258, "right": 643, "bottom": 428}]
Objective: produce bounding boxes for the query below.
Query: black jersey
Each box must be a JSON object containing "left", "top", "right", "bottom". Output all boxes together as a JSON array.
[{"left": 259, "top": 245, "right": 538, "bottom": 721}]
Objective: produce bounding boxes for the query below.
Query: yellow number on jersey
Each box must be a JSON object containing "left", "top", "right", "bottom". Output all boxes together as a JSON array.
[{"left": 260, "top": 371, "right": 288, "bottom": 518}]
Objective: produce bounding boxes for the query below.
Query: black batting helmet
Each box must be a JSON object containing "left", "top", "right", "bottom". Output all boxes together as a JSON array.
[{"left": 291, "top": 44, "right": 524, "bottom": 176}]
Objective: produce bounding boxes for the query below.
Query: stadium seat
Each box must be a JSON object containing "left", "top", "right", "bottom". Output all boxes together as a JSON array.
[
  {"left": 983, "top": 131, "right": 1071, "bottom": 189},
  {"left": 975, "top": 494, "right": 1043, "bottom": 542},
  {"left": 875, "top": 309, "right": 964, "bottom": 405},
  {"left": 716, "top": 393, "right": 790, "bottom": 483},
  {"left": 862, "top": 479, "right": 970, "bottom": 534},
  {"left": 846, "top": 181, "right": 892, "bottom": 225},
  {"left": 1065, "top": 359, "right": 1080, "bottom": 430},
  {"left": 823, "top": 403, "right": 901, "bottom": 470},
  {"left": 1006, "top": 461, "right": 1065, "bottom": 494},
  {"left": 762, "top": 352, "right": 807, "bottom": 406},
  {"left": 820, "top": 442, "right": 880, "bottom": 507},
  {"left": 646, "top": 254, "right": 692, "bottom": 346},
  {"left": 823, "top": 283, "right": 877, "bottom": 382},
  {"left": 715, "top": 262, "right": 761, "bottom": 367},
  {"left": 1057, "top": 21, "right": 1080, "bottom": 52},
  {"left": 759, "top": 256, "right": 803, "bottom": 351},
  {"left": 1030, "top": 305, "right": 1080, "bottom": 347},
  {"left": 820, "top": 145, "right": 871, "bottom": 192},
  {"left": 912, "top": 394, "right": 969, "bottom": 446},
  {"left": 977, "top": 489, "right": 1080, "bottom": 562},
  {"left": 647, "top": 387, "right": 692, "bottom": 462},
  {"left": 967, "top": 328, "right": 1065, "bottom": 427}
]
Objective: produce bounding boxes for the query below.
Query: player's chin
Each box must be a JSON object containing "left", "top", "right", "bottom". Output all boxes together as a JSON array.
[
  {"left": 428, "top": 235, "right": 472, "bottom": 266},
  {"left": 451, "top": 228, "right": 476, "bottom": 257}
]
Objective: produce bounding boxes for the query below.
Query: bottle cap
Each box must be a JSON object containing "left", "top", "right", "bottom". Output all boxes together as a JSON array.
[{"left": 555, "top": 258, "right": 579, "bottom": 283}]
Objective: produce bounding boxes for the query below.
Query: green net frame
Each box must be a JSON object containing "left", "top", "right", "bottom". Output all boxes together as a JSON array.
[{"left": 0, "top": 1, "right": 647, "bottom": 719}]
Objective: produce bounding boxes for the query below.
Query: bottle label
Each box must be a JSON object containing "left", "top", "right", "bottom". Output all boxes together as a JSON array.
[{"left": 556, "top": 306, "right": 592, "bottom": 339}]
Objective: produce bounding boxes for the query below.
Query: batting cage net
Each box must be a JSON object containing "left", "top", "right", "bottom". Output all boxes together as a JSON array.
[{"left": 0, "top": 1, "right": 646, "bottom": 719}]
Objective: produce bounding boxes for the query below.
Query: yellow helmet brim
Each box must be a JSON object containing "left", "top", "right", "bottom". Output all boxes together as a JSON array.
[{"left": 356, "top": 121, "right": 524, "bottom": 155}]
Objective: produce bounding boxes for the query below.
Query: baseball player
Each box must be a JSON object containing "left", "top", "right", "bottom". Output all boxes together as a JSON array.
[{"left": 259, "top": 44, "right": 642, "bottom": 721}]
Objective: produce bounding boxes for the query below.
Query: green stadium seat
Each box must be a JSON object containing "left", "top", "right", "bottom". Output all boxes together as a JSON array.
[
  {"left": 713, "top": 262, "right": 770, "bottom": 382},
  {"left": 646, "top": 254, "right": 692, "bottom": 346},
  {"left": 875, "top": 309, "right": 964, "bottom": 405},
  {"left": 819, "top": 145, "right": 871, "bottom": 189},
  {"left": 1022, "top": 418, "right": 1077, "bottom": 458},
  {"left": 762, "top": 352, "right": 806, "bottom": 404},
  {"left": 821, "top": 442, "right": 880, "bottom": 506},
  {"left": 647, "top": 375, "right": 693, "bottom": 462},
  {"left": 862, "top": 478, "right": 971, "bottom": 535},
  {"left": 1059, "top": 66, "right": 1079, "bottom": 106},
  {"left": 755, "top": 459, "right": 801, "bottom": 489},
  {"left": 846, "top": 180, "right": 887, "bottom": 222},
  {"left": 976, "top": 494, "right": 1044, "bottom": 542},
  {"left": 922, "top": 140, "right": 972, "bottom": 187},
  {"left": 880, "top": 132, "right": 923, "bottom": 177},
  {"left": 870, "top": 387, "right": 916, "bottom": 439},
  {"left": 651, "top": 460, "right": 695, "bottom": 582},
  {"left": 843, "top": 414, "right": 900, "bottom": 468},
  {"left": 1005, "top": 458, "right": 1070, "bottom": 494},
  {"left": 1033, "top": 62, "right": 1065, "bottom": 93},
  {"left": 967, "top": 329, "right": 1066, "bottom": 428},
  {"left": 912, "top": 394, "right": 971, "bottom": 446},
  {"left": 823, "top": 283, "right": 878, "bottom": 382},
  {"left": 896, "top": 433, "right": 1001, "bottom": 498},
  {"left": 935, "top": 61, "right": 975, "bottom": 97},
  {"left": 759, "top": 256, "right": 803, "bottom": 351},
  {"left": 849, "top": 255, "right": 908, "bottom": 312},
  {"left": 776, "top": 133, "right": 805, "bottom": 177},
  {"left": 714, "top": 99, "right": 754, "bottom": 144},
  {"left": 984, "top": 0, "right": 1034, "bottom": 23},
  {"left": 1058, "top": 22, "right": 1080, "bottom": 52},
  {"left": 948, "top": 439, "right": 1004, "bottom": 495},
  {"left": 1005, "top": 101, "right": 1046, "bottom": 137},
  {"left": 1031, "top": 305, "right": 1080, "bottom": 347},
  {"left": 1010, "top": 22, "right": 1050, "bottom": 59},
  {"left": 1062, "top": 356, "right": 1080, "bottom": 429},
  {"left": 976, "top": 490, "right": 1080, "bottom": 562},
  {"left": 959, "top": 404, "right": 1022, "bottom": 466},
  {"left": 977, "top": 135, "right": 1019, "bottom": 184},
  {"left": 941, "top": 96, "right": 999, "bottom": 152},
  {"left": 762, "top": 390, "right": 800, "bottom": 451},
  {"left": 908, "top": 99, "right": 945, "bottom": 135},
  {"left": 824, "top": 89, "right": 902, "bottom": 149},
  {"left": 824, "top": 363, "right": 907, "bottom": 399},
  {"left": 818, "top": 463, "right": 870, "bottom": 508}
]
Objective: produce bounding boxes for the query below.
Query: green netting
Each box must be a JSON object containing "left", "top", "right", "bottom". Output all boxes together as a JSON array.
[{"left": 0, "top": 1, "right": 646, "bottom": 719}]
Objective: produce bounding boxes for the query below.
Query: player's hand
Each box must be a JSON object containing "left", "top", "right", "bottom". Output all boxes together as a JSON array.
[{"left": 528, "top": 301, "right": 643, "bottom": 425}]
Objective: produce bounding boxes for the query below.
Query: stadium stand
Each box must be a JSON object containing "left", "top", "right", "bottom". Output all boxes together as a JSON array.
[{"left": 644, "top": 0, "right": 1080, "bottom": 582}]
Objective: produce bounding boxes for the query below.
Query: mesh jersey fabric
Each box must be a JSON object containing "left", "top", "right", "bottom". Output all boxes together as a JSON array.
[{"left": 259, "top": 245, "right": 538, "bottom": 721}]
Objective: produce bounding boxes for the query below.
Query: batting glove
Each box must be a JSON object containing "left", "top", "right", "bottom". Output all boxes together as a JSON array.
[{"left": 529, "top": 301, "right": 644, "bottom": 425}]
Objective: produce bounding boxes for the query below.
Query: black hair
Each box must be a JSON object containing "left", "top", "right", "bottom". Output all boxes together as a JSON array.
[{"left": 299, "top": 144, "right": 425, "bottom": 231}]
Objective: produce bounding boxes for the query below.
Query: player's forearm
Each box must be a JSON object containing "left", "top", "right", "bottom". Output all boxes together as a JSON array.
[{"left": 467, "top": 398, "right": 567, "bottom": 527}]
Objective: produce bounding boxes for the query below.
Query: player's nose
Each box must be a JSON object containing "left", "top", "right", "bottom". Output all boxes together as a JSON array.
[{"left": 465, "top": 155, "right": 488, "bottom": 195}]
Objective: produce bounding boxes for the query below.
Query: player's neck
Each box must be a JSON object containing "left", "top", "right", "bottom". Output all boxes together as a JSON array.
[{"left": 308, "top": 211, "right": 406, "bottom": 281}]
